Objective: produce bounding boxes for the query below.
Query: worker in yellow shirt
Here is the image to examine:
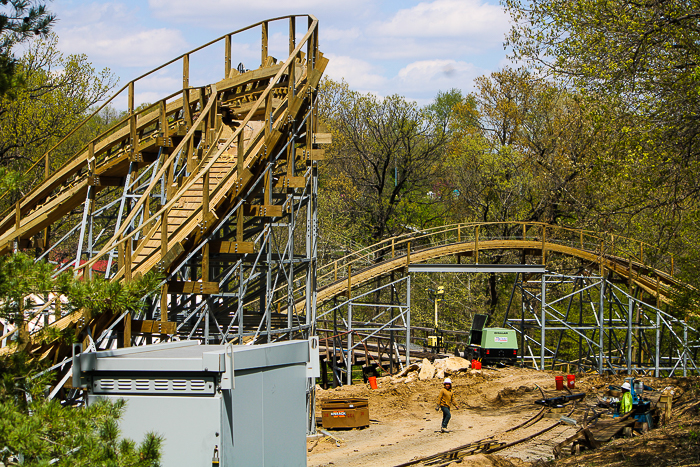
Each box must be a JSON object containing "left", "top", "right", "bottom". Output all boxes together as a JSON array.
[
  {"left": 436, "top": 378, "right": 459, "bottom": 432},
  {"left": 620, "top": 381, "right": 633, "bottom": 414}
]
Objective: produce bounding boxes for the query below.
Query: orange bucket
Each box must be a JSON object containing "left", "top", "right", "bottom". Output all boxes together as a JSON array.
[
  {"left": 368, "top": 376, "right": 378, "bottom": 389},
  {"left": 567, "top": 374, "right": 575, "bottom": 389},
  {"left": 555, "top": 376, "right": 564, "bottom": 391}
]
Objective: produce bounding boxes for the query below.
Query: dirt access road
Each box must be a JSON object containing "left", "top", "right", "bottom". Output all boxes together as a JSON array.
[{"left": 307, "top": 367, "right": 559, "bottom": 467}]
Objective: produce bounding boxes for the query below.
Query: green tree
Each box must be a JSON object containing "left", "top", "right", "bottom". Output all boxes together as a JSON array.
[
  {"left": 0, "top": 353, "right": 162, "bottom": 466},
  {"left": 319, "top": 79, "right": 454, "bottom": 246},
  {"left": 0, "top": 34, "right": 116, "bottom": 194},
  {"left": 0, "top": 0, "right": 54, "bottom": 97}
]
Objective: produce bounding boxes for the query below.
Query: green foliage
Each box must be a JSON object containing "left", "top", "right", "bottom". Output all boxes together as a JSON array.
[
  {"left": 0, "top": 34, "right": 116, "bottom": 188},
  {"left": 0, "top": 354, "right": 162, "bottom": 466},
  {"left": 319, "top": 78, "right": 452, "bottom": 246},
  {"left": 0, "top": 1, "right": 54, "bottom": 97},
  {"left": 0, "top": 252, "right": 161, "bottom": 346}
]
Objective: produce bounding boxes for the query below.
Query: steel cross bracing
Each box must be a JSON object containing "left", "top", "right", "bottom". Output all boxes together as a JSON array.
[
  {"left": 0, "top": 16, "right": 327, "bottom": 371},
  {"left": 316, "top": 276, "right": 412, "bottom": 387},
  {"left": 503, "top": 273, "right": 700, "bottom": 376}
]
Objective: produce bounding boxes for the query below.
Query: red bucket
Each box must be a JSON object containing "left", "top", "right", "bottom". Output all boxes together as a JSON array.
[
  {"left": 555, "top": 376, "right": 564, "bottom": 391},
  {"left": 471, "top": 359, "right": 481, "bottom": 370},
  {"left": 368, "top": 376, "right": 378, "bottom": 389},
  {"left": 567, "top": 374, "right": 576, "bottom": 389}
]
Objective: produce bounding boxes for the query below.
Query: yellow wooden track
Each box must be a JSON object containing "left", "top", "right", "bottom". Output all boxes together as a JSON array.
[
  {"left": 301, "top": 222, "right": 682, "bottom": 312},
  {"left": 0, "top": 15, "right": 327, "bottom": 361}
]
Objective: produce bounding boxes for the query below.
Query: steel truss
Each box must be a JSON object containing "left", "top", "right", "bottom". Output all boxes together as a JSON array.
[
  {"left": 504, "top": 273, "right": 700, "bottom": 376},
  {"left": 316, "top": 276, "right": 412, "bottom": 386}
]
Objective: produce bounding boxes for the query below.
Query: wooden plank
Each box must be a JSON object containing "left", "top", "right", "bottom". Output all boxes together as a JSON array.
[
  {"left": 243, "top": 204, "right": 283, "bottom": 218},
  {"left": 156, "top": 241, "right": 185, "bottom": 272},
  {"left": 166, "top": 281, "right": 220, "bottom": 294},
  {"left": 295, "top": 148, "right": 325, "bottom": 161},
  {"left": 210, "top": 241, "right": 256, "bottom": 254},
  {"left": 313, "top": 133, "right": 332, "bottom": 145},
  {"left": 215, "top": 64, "right": 284, "bottom": 93},
  {"left": 130, "top": 319, "right": 176, "bottom": 334},
  {"left": 275, "top": 176, "right": 306, "bottom": 188}
]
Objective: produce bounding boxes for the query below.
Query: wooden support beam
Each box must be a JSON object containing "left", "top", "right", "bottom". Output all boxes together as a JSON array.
[
  {"left": 243, "top": 204, "right": 283, "bottom": 217},
  {"left": 275, "top": 176, "right": 305, "bottom": 189},
  {"left": 313, "top": 133, "right": 332, "bottom": 145},
  {"left": 183, "top": 54, "right": 191, "bottom": 128},
  {"left": 130, "top": 319, "right": 176, "bottom": 335},
  {"left": 166, "top": 281, "right": 220, "bottom": 295},
  {"left": 224, "top": 34, "right": 231, "bottom": 78},
  {"left": 210, "top": 241, "right": 256, "bottom": 254},
  {"left": 123, "top": 312, "right": 131, "bottom": 348},
  {"left": 157, "top": 241, "right": 184, "bottom": 272},
  {"left": 160, "top": 283, "right": 168, "bottom": 322},
  {"left": 289, "top": 16, "right": 296, "bottom": 55},
  {"left": 202, "top": 243, "right": 210, "bottom": 282},
  {"left": 261, "top": 21, "right": 269, "bottom": 66},
  {"left": 295, "top": 148, "right": 325, "bottom": 161}
]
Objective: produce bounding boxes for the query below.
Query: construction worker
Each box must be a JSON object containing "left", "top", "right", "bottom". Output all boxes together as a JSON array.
[
  {"left": 436, "top": 377, "right": 459, "bottom": 432},
  {"left": 620, "top": 381, "right": 633, "bottom": 414}
]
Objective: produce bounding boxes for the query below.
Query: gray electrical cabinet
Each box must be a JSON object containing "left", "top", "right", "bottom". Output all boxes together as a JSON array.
[{"left": 74, "top": 339, "right": 314, "bottom": 466}]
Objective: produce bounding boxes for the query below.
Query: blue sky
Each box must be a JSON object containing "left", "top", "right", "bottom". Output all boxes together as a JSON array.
[{"left": 49, "top": 0, "right": 512, "bottom": 108}]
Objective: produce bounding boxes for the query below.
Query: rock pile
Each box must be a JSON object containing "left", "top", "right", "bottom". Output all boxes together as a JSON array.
[{"left": 391, "top": 356, "right": 475, "bottom": 384}]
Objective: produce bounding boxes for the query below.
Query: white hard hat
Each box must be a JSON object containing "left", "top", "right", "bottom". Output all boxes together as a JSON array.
[
  {"left": 621, "top": 382, "right": 631, "bottom": 391},
  {"left": 444, "top": 378, "right": 452, "bottom": 384}
]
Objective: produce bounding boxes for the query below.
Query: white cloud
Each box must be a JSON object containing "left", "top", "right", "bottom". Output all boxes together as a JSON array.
[
  {"left": 389, "top": 59, "right": 482, "bottom": 101},
  {"left": 362, "top": 0, "right": 509, "bottom": 60},
  {"left": 324, "top": 54, "right": 386, "bottom": 91},
  {"left": 147, "top": 0, "right": 374, "bottom": 29},
  {"left": 53, "top": 2, "right": 189, "bottom": 69},
  {"left": 376, "top": 0, "right": 508, "bottom": 39}
]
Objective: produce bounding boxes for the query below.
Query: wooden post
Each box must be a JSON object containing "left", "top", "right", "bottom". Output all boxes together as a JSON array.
[
  {"left": 671, "top": 256, "right": 675, "bottom": 276},
  {"left": 523, "top": 223, "right": 527, "bottom": 239},
  {"left": 224, "top": 34, "right": 231, "bottom": 78},
  {"left": 541, "top": 225, "right": 546, "bottom": 265},
  {"left": 124, "top": 312, "right": 132, "bottom": 348},
  {"left": 44, "top": 152, "right": 50, "bottom": 180},
  {"left": 161, "top": 209, "right": 168, "bottom": 258},
  {"left": 15, "top": 200, "right": 20, "bottom": 233},
  {"left": 261, "top": 21, "right": 269, "bottom": 66},
  {"left": 656, "top": 274, "right": 660, "bottom": 308},
  {"left": 203, "top": 171, "right": 210, "bottom": 214},
  {"left": 160, "top": 284, "right": 168, "bottom": 323},
  {"left": 125, "top": 238, "right": 132, "bottom": 282},
  {"left": 128, "top": 81, "right": 136, "bottom": 157},
  {"left": 202, "top": 243, "right": 210, "bottom": 283},
  {"left": 334, "top": 261, "right": 337, "bottom": 281},
  {"left": 236, "top": 130, "right": 244, "bottom": 243},
  {"left": 457, "top": 224, "right": 461, "bottom": 242},
  {"left": 347, "top": 265, "right": 352, "bottom": 299},
  {"left": 289, "top": 16, "right": 296, "bottom": 55},
  {"left": 406, "top": 241, "right": 411, "bottom": 266},
  {"left": 475, "top": 226, "right": 479, "bottom": 264},
  {"left": 391, "top": 238, "right": 395, "bottom": 258},
  {"left": 183, "top": 54, "right": 191, "bottom": 128}
]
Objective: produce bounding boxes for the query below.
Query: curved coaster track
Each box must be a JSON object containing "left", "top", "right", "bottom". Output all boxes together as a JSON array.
[
  {"left": 0, "top": 16, "right": 326, "bottom": 372},
  {"left": 306, "top": 222, "right": 682, "bottom": 310},
  {"left": 306, "top": 222, "right": 698, "bottom": 379}
]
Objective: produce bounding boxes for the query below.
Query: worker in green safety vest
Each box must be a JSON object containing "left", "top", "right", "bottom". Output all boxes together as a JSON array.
[{"left": 620, "top": 381, "right": 633, "bottom": 414}]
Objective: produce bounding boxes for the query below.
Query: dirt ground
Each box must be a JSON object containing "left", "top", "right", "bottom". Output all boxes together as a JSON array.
[{"left": 307, "top": 367, "right": 700, "bottom": 467}]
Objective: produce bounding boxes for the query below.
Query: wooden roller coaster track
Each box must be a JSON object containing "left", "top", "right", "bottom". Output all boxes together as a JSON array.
[
  {"left": 0, "top": 16, "right": 327, "bottom": 365},
  {"left": 300, "top": 221, "right": 683, "bottom": 313}
]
